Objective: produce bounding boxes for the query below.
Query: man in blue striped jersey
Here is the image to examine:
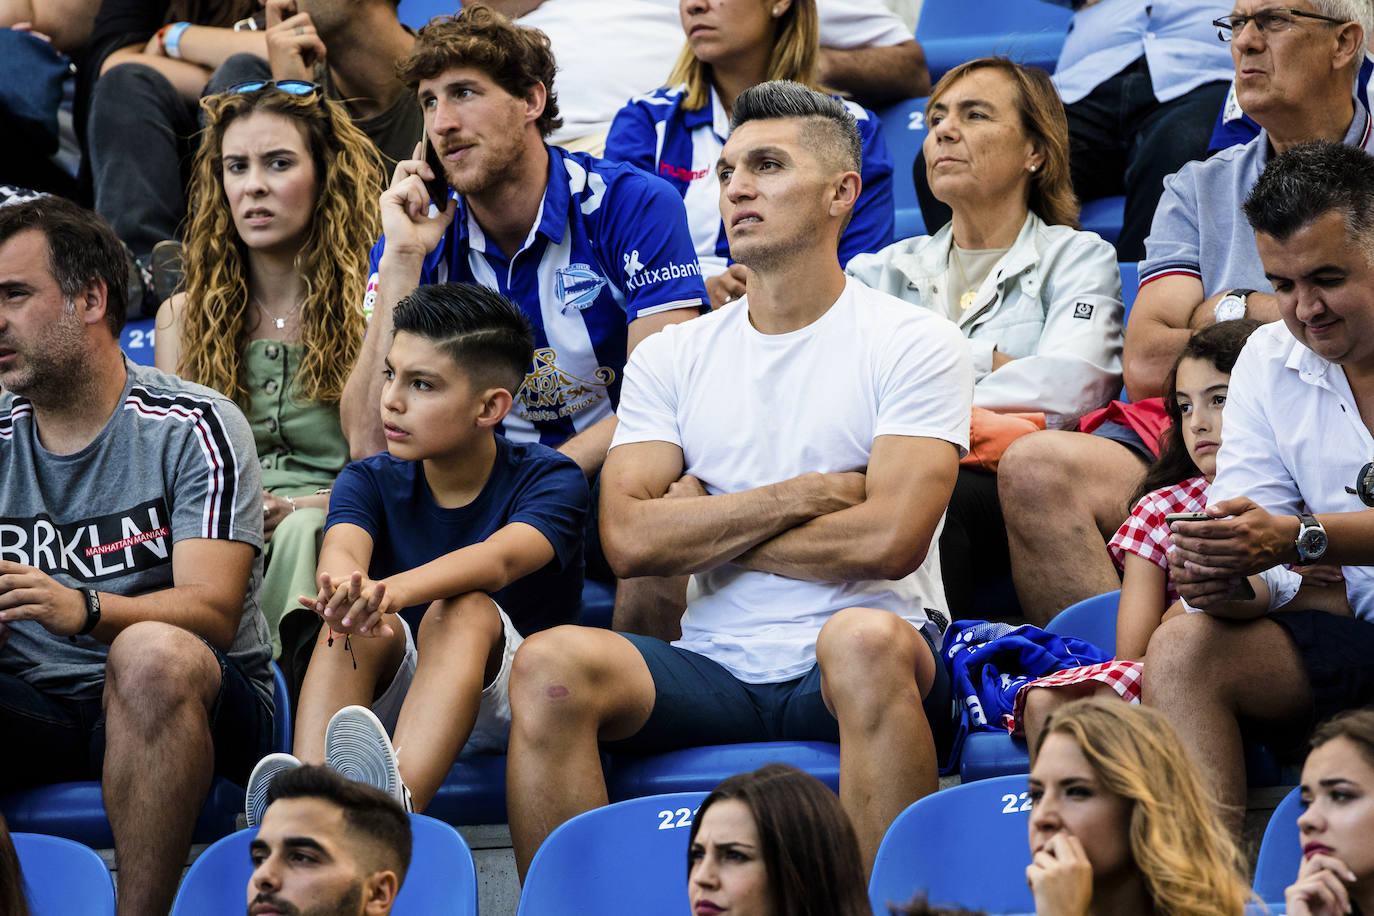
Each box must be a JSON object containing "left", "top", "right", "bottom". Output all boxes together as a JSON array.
[
  {"left": 0, "top": 197, "right": 273, "bottom": 916},
  {"left": 341, "top": 6, "right": 708, "bottom": 482}
]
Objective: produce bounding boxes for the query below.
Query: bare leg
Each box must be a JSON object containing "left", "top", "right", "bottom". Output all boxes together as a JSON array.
[
  {"left": 817, "top": 608, "right": 938, "bottom": 873},
  {"left": 1021, "top": 682, "right": 1120, "bottom": 763},
  {"left": 1142, "top": 613, "right": 1311, "bottom": 833},
  {"left": 293, "top": 617, "right": 407, "bottom": 763},
  {"left": 391, "top": 593, "right": 504, "bottom": 810},
  {"left": 506, "top": 626, "right": 656, "bottom": 879},
  {"left": 102, "top": 622, "right": 224, "bottom": 916},
  {"left": 999, "top": 431, "right": 1144, "bottom": 625},
  {"left": 611, "top": 575, "right": 686, "bottom": 640}
]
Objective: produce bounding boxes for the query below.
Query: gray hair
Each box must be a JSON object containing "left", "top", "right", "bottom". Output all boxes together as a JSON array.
[
  {"left": 729, "top": 79, "right": 862, "bottom": 174},
  {"left": 1310, "top": 0, "right": 1372, "bottom": 56}
]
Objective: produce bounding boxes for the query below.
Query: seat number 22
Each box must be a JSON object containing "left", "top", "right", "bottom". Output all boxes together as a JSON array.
[{"left": 1001, "top": 792, "right": 1032, "bottom": 814}]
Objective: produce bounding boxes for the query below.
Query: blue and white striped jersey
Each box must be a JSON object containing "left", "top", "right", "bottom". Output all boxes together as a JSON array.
[
  {"left": 604, "top": 84, "right": 895, "bottom": 274},
  {"left": 367, "top": 145, "right": 708, "bottom": 448}
]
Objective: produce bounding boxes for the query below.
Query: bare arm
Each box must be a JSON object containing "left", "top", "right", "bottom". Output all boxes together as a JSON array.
[
  {"left": 732, "top": 434, "right": 959, "bottom": 581},
  {"left": 599, "top": 439, "right": 866, "bottom": 578},
  {"left": 341, "top": 149, "right": 457, "bottom": 459},
  {"left": 1124, "top": 275, "right": 1278, "bottom": 401},
  {"left": 555, "top": 306, "right": 700, "bottom": 476},
  {"left": 818, "top": 40, "right": 929, "bottom": 107},
  {"left": 1, "top": 0, "right": 99, "bottom": 52},
  {"left": 0, "top": 539, "right": 255, "bottom": 652},
  {"left": 171, "top": 25, "right": 267, "bottom": 69},
  {"left": 1114, "top": 553, "right": 1168, "bottom": 661},
  {"left": 153, "top": 292, "right": 185, "bottom": 375}
]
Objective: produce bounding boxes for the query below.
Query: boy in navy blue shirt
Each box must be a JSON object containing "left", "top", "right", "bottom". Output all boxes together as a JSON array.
[{"left": 245, "top": 282, "right": 588, "bottom": 820}]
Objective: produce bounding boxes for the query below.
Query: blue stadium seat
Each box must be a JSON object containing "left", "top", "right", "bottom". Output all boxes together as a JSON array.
[
  {"left": 915, "top": 0, "right": 1073, "bottom": 84},
  {"left": 1045, "top": 589, "right": 1120, "bottom": 655},
  {"left": 1119, "top": 261, "right": 1139, "bottom": 326},
  {"left": 869, "top": 773, "right": 1033, "bottom": 915},
  {"left": 1079, "top": 196, "right": 1126, "bottom": 246},
  {"left": 12, "top": 832, "right": 116, "bottom": 916},
  {"left": 517, "top": 791, "right": 706, "bottom": 915},
  {"left": 1, "top": 662, "right": 291, "bottom": 848},
  {"left": 877, "top": 97, "right": 929, "bottom": 242},
  {"left": 171, "top": 813, "right": 477, "bottom": 915},
  {"left": 1252, "top": 786, "right": 1302, "bottom": 905},
  {"left": 395, "top": 0, "right": 454, "bottom": 28},
  {"left": 121, "top": 317, "right": 157, "bottom": 366},
  {"left": 577, "top": 577, "right": 616, "bottom": 629},
  {"left": 422, "top": 752, "right": 509, "bottom": 827},
  {"left": 607, "top": 741, "right": 840, "bottom": 801}
]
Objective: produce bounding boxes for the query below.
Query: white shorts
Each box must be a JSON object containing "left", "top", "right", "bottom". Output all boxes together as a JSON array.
[{"left": 369, "top": 602, "right": 521, "bottom": 755}]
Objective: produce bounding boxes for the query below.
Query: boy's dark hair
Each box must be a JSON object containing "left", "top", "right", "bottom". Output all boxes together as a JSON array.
[
  {"left": 266, "top": 764, "right": 412, "bottom": 881},
  {"left": 1134, "top": 318, "right": 1262, "bottom": 504},
  {"left": 0, "top": 196, "right": 129, "bottom": 335},
  {"left": 397, "top": 4, "right": 563, "bottom": 138},
  {"left": 729, "top": 79, "right": 862, "bottom": 175},
  {"left": 393, "top": 282, "right": 534, "bottom": 394},
  {"left": 1244, "top": 140, "right": 1374, "bottom": 246}
]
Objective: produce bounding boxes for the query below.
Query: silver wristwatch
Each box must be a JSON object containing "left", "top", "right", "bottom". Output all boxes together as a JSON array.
[
  {"left": 1295, "top": 513, "right": 1328, "bottom": 563},
  {"left": 1214, "top": 288, "right": 1254, "bottom": 323}
]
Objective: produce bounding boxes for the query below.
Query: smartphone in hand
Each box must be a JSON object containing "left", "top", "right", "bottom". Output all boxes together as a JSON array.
[
  {"left": 420, "top": 134, "right": 450, "bottom": 208},
  {"left": 1164, "top": 512, "right": 1256, "bottom": 600}
]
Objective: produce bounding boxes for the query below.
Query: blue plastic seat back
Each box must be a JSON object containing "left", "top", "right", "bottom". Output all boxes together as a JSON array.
[
  {"left": 395, "top": 0, "right": 454, "bottom": 28},
  {"left": 957, "top": 731, "right": 1030, "bottom": 782},
  {"left": 1252, "top": 786, "right": 1303, "bottom": 904},
  {"left": 1045, "top": 589, "right": 1121, "bottom": 656},
  {"left": 13, "top": 832, "right": 115, "bottom": 916},
  {"left": 121, "top": 317, "right": 157, "bottom": 366},
  {"left": 1079, "top": 196, "right": 1125, "bottom": 246},
  {"left": 869, "top": 774, "right": 1033, "bottom": 915},
  {"left": 1119, "top": 262, "right": 1139, "bottom": 327},
  {"left": 916, "top": 0, "right": 1073, "bottom": 82},
  {"left": 172, "top": 814, "right": 476, "bottom": 915},
  {"left": 877, "top": 96, "right": 930, "bottom": 242},
  {"left": 517, "top": 791, "right": 707, "bottom": 915},
  {"left": 607, "top": 741, "right": 841, "bottom": 801}
]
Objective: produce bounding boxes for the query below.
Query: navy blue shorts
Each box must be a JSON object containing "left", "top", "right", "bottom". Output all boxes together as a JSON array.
[
  {"left": 0, "top": 638, "right": 274, "bottom": 789},
  {"left": 1253, "top": 610, "right": 1374, "bottom": 759},
  {"left": 606, "top": 625, "right": 954, "bottom": 764}
]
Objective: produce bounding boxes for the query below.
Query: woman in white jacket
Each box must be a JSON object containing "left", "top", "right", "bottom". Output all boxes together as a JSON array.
[{"left": 847, "top": 57, "right": 1124, "bottom": 620}]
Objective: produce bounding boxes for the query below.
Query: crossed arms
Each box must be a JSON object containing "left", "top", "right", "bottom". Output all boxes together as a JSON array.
[{"left": 600, "top": 434, "right": 960, "bottom": 582}]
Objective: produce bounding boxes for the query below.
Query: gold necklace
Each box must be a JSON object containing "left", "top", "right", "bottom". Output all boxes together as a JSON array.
[{"left": 950, "top": 244, "right": 978, "bottom": 311}]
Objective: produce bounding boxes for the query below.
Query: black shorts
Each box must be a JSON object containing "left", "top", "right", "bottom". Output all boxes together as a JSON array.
[
  {"left": 607, "top": 625, "right": 954, "bottom": 766},
  {"left": 1250, "top": 610, "right": 1374, "bottom": 759}
]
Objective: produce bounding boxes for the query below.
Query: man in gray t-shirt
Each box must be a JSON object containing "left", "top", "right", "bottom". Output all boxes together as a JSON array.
[{"left": 0, "top": 198, "right": 273, "bottom": 916}]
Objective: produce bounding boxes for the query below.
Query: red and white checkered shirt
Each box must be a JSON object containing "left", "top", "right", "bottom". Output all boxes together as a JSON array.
[
  {"left": 1107, "top": 475, "right": 1209, "bottom": 606},
  {"left": 1007, "top": 660, "right": 1144, "bottom": 735}
]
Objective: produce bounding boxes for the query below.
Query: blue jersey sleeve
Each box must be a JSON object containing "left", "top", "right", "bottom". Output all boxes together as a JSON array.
[
  {"left": 505, "top": 452, "right": 590, "bottom": 571},
  {"left": 598, "top": 167, "right": 709, "bottom": 322},
  {"left": 841, "top": 105, "right": 896, "bottom": 266},
  {"left": 324, "top": 460, "right": 385, "bottom": 543},
  {"left": 604, "top": 99, "right": 662, "bottom": 176}
]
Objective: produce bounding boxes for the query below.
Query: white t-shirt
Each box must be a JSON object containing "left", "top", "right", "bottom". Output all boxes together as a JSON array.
[
  {"left": 523, "top": 0, "right": 913, "bottom": 143},
  {"left": 610, "top": 277, "right": 973, "bottom": 682}
]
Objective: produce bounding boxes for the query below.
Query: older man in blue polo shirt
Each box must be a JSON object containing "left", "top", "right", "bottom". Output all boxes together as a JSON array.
[{"left": 341, "top": 6, "right": 707, "bottom": 475}]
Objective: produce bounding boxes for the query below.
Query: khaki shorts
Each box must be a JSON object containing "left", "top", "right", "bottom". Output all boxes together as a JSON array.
[{"left": 370, "top": 603, "right": 521, "bottom": 754}]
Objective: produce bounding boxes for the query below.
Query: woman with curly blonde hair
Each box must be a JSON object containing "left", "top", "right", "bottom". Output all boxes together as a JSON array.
[
  {"left": 1027, "top": 698, "right": 1250, "bottom": 916},
  {"left": 155, "top": 80, "right": 384, "bottom": 660}
]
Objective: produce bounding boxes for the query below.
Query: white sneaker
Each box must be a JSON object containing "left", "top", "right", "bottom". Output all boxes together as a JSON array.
[
  {"left": 245, "top": 752, "right": 302, "bottom": 828},
  {"left": 325, "top": 705, "right": 412, "bottom": 812}
]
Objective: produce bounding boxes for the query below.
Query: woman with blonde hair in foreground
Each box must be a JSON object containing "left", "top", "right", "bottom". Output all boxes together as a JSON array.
[{"left": 1028, "top": 698, "right": 1250, "bottom": 916}]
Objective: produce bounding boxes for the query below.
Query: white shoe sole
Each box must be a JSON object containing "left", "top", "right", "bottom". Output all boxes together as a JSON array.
[
  {"left": 325, "top": 705, "right": 409, "bottom": 810},
  {"left": 245, "top": 752, "right": 302, "bottom": 828}
]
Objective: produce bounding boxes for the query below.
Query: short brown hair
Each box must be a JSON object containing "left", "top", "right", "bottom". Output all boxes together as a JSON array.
[
  {"left": 397, "top": 4, "right": 562, "bottom": 138},
  {"left": 926, "top": 58, "right": 1078, "bottom": 229}
]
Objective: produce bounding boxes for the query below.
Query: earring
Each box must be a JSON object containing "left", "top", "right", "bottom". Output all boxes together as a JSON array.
[
  {"left": 1029, "top": 165, "right": 1038, "bottom": 173},
  {"left": 773, "top": 6, "right": 782, "bottom": 14}
]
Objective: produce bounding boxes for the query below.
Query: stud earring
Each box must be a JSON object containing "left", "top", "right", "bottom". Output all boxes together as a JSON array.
[{"left": 773, "top": 6, "right": 782, "bottom": 14}]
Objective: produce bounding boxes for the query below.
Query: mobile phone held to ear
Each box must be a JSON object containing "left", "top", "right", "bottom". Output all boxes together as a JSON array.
[{"left": 420, "top": 134, "right": 450, "bottom": 208}]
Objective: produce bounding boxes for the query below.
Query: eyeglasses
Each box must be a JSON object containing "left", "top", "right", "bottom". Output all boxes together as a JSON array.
[
  {"left": 1213, "top": 7, "right": 1349, "bottom": 41},
  {"left": 226, "top": 79, "right": 322, "bottom": 97}
]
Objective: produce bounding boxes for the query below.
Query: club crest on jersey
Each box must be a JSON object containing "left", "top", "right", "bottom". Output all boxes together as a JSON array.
[{"left": 556, "top": 263, "right": 606, "bottom": 312}]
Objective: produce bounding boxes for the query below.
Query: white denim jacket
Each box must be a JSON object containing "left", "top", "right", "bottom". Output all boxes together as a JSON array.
[{"left": 846, "top": 211, "right": 1124, "bottom": 429}]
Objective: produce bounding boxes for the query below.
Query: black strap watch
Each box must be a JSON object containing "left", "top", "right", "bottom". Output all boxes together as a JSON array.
[
  {"left": 1295, "top": 514, "right": 1328, "bottom": 563},
  {"left": 71, "top": 587, "right": 101, "bottom": 641}
]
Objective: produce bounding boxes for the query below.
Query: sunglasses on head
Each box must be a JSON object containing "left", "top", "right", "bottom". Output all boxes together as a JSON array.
[{"left": 226, "top": 79, "right": 322, "bottom": 97}]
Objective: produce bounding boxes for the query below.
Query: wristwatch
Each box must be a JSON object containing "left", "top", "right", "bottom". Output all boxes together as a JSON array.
[
  {"left": 1295, "top": 514, "right": 1328, "bottom": 563},
  {"left": 1214, "top": 288, "right": 1254, "bottom": 323},
  {"left": 69, "top": 587, "right": 101, "bottom": 642}
]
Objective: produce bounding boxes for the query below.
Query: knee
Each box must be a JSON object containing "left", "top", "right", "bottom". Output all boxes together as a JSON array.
[
  {"left": 508, "top": 627, "right": 602, "bottom": 718},
  {"left": 105, "top": 622, "right": 218, "bottom": 713},
  {"left": 91, "top": 62, "right": 173, "bottom": 106},
  {"left": 417, "top": 592, "right": 500, "bottom": 642},
  {"left": 816, "top": 608, "right": 919, "bottom": 683},
  {"left": 998, "top": 431, "right": 1079, "bottom": 504}
]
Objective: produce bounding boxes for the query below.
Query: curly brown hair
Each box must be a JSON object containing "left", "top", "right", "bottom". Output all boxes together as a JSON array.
[
  {"left": 397, "top": 4, "right": 562, "bottom": 138},
  {"left": 178, "top": 87, "right": 384, "bottom": 407}
]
